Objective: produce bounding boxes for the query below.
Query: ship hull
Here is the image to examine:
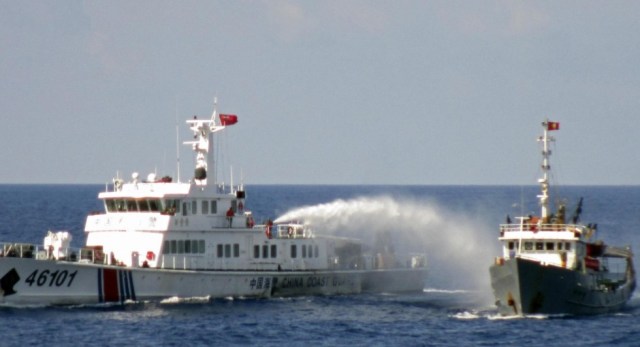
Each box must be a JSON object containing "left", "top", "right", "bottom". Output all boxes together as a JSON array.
[
  {"left": 0, "top": 257, "right": 427, "bottom": 306},
  {"left": 490, "top": 257, "right": 634, "bottom": 316}
]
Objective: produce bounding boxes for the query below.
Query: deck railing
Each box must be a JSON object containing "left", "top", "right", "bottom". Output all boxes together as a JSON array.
[{"left": 0, "top": 242, "right": 107, "bottom": 264}]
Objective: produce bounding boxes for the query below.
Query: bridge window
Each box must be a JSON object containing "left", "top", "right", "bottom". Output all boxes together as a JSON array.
[
  {"left": 262, "top": 245, "right": 268, "bottom": 259},
  {"left": 234, "top": 244, "right": 240, "bottom": 257},
  {"left": 224, "top": 244, "right": 231, "bottom": 258},
  {"left": 198, "top": 240, "right": 205, "bottom": 253},
  {"left": 184, "top": 240, "right": 191, "bottom": 253},
  {"left": 557, "top": 242, "right": 563, "bottom": 250},
  {"left": 192, "top": 201, "right": 197, "bottom": 215},
  {"left": 217, "top": 244, "right": 224, "bottom": 258},
  {"left": 565, "top": 242, "right": 571, "bottom": 251},
  {"left": 524, "top": 242, "right": 533, "bottom": 251},
  {"left": 177, "top": 240, "right": 184, "bottom": 253},
  {"left": 254, "top": 245, "right": 259, "bottom": 258},
  {"left": 271, "top": 245, "right": 277, "bottom": 258},
  {"left": 302, "top": 245, "right": 307, "bottom": 258},
  {"left": 546, "top": 242, "right": 554, "bottom": 251},
  {"left": 149, "top": 199, "right": 161, "bottom": 212},
  {"left": 106, "top": 199, "right": 116, "bottom": 212},
  {"left": 291, "top": 245, "right": 297, "bottom": 258},
  {"left": 138, "top": 200, "right": 149, "bottom": 212},
  {"left": 314, "top": 245, "right": 319, "bottom": 257},
  {"left": 535, "top": 242, "right": 543, "bottom": 251},
  {"left": 127, "top": 200, "right": 138, "bottom": 212}
]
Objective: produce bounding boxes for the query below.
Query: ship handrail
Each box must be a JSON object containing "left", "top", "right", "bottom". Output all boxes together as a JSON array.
[
  {"left": 500, "top": 223, "right": 586, "bottom": 233},
  {"left": 603, "top": 245, "right": 633, "bottom": 259},
  {"left": 0, "top": 242, "right": 106, "bottom": 264}
]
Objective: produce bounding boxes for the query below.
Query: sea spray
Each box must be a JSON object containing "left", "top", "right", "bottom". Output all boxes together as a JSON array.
[{"left": 275, "top": 195, "right": 499, "bottom": 299}]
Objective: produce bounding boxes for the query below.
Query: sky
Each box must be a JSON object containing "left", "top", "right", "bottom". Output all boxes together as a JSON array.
[{"left": 1, "top": 1, "right": 639, "bottom": 185}]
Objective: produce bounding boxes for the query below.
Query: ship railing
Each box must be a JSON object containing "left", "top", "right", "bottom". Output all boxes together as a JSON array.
[
  {"left": 0, "top": 242, "right": 109, "bottom": 264},
  {"left": 274, "top": 224, "right": 313, "bottom": 239},
  {"left": 500, "top": 223, "right": 586, "bottom": 235},
  {"left": 156, "top": 254, "right": 283, "bottom": 271}
]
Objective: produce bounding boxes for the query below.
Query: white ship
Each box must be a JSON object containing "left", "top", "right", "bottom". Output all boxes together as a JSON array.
[
  {"left": 489, "top": 120, "right": 635, "bottom": 315},
  {"left": 0, "top": 101, "right": 427, "bottom": 305}
]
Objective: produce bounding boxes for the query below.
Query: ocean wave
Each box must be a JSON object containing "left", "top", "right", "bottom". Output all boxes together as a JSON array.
[
  {"left": 423, "top": 288, "right": 471, "bottom": 294},
  {"left": 160, "top": 295, "right": 212, "bottom": 304}
]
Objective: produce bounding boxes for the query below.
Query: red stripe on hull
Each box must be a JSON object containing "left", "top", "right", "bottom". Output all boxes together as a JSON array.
[{"left": 103, "top": 269, "right": 119, "bottom": 302}]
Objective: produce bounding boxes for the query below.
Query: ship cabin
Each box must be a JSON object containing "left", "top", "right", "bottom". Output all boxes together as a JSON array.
[
  {"left": 83, "top": 174, "right": 366, "bottom": 272},
  {"left": 497, "top": 216, "right": 603, "bottom": 272}
]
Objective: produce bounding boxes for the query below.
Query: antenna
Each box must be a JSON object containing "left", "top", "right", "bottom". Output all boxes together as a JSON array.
[{"left": 175, "top": 99, "right": 181, "bottom": 183}]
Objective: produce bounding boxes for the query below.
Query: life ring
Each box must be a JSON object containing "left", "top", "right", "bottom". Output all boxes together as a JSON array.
[{"left": 146, "top": 251, "right": 155, "bottom": 261}]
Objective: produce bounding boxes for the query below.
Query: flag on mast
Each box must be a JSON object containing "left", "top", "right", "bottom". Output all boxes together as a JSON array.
[
  {"left": 547, "top": 121, "right": 560, "bottom": 131},
  {"left": 219, "top": 114, "right": 238, "bottom": 126}
]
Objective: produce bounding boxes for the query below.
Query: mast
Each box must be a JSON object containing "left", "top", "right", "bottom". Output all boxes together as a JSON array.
[
  {"left": 537, "top": 119, "right": 556, "bottom": 222},
  {"left": 184, "top": 98, "right": 229, "bottom": 186}
]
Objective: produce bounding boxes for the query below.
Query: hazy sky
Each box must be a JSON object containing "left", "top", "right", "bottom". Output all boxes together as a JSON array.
[{"left": 1, "top": 1, "right": 639, "bottom": 185}]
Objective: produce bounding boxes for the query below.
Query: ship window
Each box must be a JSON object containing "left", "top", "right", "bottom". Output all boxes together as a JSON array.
[
  {"left": 170, "top": 240, "right": 177, "bottom": 254},
  {"left": 535, "top": 242, "right": 543, "bottom": 251},
  {"left": 127, "top": 200, "right": 138, "bottom": 212},
  {"left": 315, "top": 245, "right": 319, "bottom": 257},
  {"left": 271, "top": 245, "right": 277, "bottom": 258},
  {"left": 254, "top": 245, "right": 260, "bottom": 258},
  {"left": 217, "top": 244, "right": 223, "bottom": 258},
  {"left": 163, "top": 240, "right": 170, "bottom": 254},
  {"left": 138, "top": 200, "right": 150, "bottom": 212},
  {"left": 198, "top": 240, "right": 205, "bottom": 253},
  {"left": 177, "top": 240, "right": 185, "bottom": 253},
  {"left": 115, "top": 200, "right": 126, "bottom": 212},
  {"left": 302, "top": 245, "right": 307, "bottom": 258},
  {"left": 262, "top": 245, "right": 268, "bottom": 259},
  {"left": 291, "top": 245, "right": 297, "bottom": 258},
  {"left": 202, "top": 201, "right": 209, "bottom": 215},
  {"left": 182, "top": 202, "right": 188, "bottom": 216},
  {"left": 524, "top": 242, "right": 533, "bottom": 251},
  {"left": 546, "top": 242, "right": 554, "bottom": 251},
  {"left": 557, "top": 243, "right": 563, "bottom": 250},
  {"left": 149, "top": 199, "right": 161, "bottom": 212},
  {"left": 192, "top": 201, "right": 197, "bottom": 214},
  {"left": 192, "top": 240, "right": 199, "bottom": 253},
  {"left": 224, "top": 244, "right": 231, "bottom": 258},
  {"left": 234, "top": 244, "right": 240, "bottom": 257},
  {"left": 211, "top": 200, "right": 217, "bottom": 214},
  {"left": 508, "top": 242, "right": 515, "bottom": 250},
  {"left": 106, "top": 199, "right": 116, "bottom": 212},
  {"left": 184, "top": 240, "right": 191, "bottom": 253},
  {"left": 565, "top": 242, "right": 571, "bottom": 251}
]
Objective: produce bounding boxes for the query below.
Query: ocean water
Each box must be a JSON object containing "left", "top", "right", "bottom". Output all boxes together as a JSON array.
[{"left": 1, "top": 184, "right": 640, "bottom": 346}]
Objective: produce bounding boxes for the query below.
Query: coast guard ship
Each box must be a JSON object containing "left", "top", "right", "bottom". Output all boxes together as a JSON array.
[{"left": 0, "top": 101, "right": 427, "bottom": 305}]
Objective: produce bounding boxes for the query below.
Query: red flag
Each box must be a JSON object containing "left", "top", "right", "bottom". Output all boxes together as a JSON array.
[
  {"left": 547, "top": 121, "right": 560, "bottom": 131},
  {"left": 219, "top": 114, "right": 238, "bottom": 126}
]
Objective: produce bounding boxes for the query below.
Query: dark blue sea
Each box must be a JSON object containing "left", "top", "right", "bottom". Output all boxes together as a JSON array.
[{"left": 1, "top": 184, "right": 640, "bottom": 346}]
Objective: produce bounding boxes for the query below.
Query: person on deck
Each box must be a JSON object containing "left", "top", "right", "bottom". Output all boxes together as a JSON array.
[{"left": 226, "top": 207, "right": 234, "bottom": 228}]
